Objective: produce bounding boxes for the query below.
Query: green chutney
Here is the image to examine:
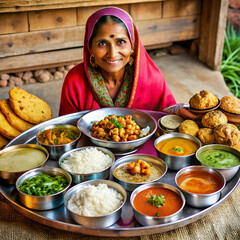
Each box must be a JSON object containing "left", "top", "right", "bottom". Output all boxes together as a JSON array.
[{"left": 198, "top": 150, "right": 240, "bottom": 168}]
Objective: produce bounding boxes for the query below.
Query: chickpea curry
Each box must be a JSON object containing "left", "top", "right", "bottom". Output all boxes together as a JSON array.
[
  {"left": 38, "top": 127, "right": 78, "bottom": 145},
  {"left": 91, "top": 114, "right": 142, "bottom": 142},
  {"left": 114, "top": 160, "right": 163, "bottom": 183}
]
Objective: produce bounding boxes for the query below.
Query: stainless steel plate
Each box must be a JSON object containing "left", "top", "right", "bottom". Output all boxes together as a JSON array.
[{"left": 1, "top": 111, "right": 240, "bottom": 237}]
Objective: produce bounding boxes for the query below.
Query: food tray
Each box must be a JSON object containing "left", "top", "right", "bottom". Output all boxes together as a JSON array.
[{"left": 1, "top": 110, "right": 240, "bottom": 237}]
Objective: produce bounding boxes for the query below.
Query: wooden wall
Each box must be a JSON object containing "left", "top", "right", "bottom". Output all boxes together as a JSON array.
[{"left": 0, "top": 0, "right": 228, "bottom": 73}]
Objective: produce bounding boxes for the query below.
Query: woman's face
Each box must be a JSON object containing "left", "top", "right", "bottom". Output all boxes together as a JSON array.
[{"left": 90, "top": 22, "right": 132, "bottom": 74}]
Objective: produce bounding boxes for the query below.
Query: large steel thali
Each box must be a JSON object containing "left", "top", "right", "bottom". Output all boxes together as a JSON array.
[{"left": 1, "top": 110, "right": 240, "bottom": 237}]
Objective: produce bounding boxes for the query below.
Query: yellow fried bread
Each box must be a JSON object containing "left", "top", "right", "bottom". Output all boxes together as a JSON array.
[
  {"left": 0, "top": 133, "right": 9, "bottom": 150},
  {"left": 0, "top": 110, "right": 21, "bottom": 139},
  {"left": 9, "top": 87, "right": 52, "bottom": 124},
  {"left": 0, "top": 99, "right": 34, "bottom": 132}
]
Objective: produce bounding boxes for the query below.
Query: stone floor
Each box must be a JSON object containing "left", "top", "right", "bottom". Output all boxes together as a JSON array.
[{"left": 0, "top": 52, "right": 232, "bottom": 118}]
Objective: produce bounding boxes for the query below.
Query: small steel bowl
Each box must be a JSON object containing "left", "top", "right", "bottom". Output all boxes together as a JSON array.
[
  {"left": 196, "top": 144, "right": 240, "bottom": 182},
  {"left": 36, "top": 124, "right": 81, "bottom": 160},
  {"left": 130, "top": 182, "right": 185, "bottom": 225},
  {"left": 77, "top": 107, "right": 157, "bottom": 155},
  {"left": 59, "top": 146, "right": 115, "bottom": 184},
  {"left": 175, "top": 165, "right": 226, "bottom": 208},
  {"left": 158, "top": 115, "right": 184, "bottom": 134},
  {"left": 0, "top": 144, "right": 49, "bottom": 185},
  {"left": 64, "top": 179, "right": 127, "bottom": 228},
  {"left": 111, "top": 154, "right": 168, "bottom": 192},
  {"left": 16, "top": 167, "right": 72, "bottom": 210},
  {"left": 154, "top": 133, "right": 202, "bottom": 170}
]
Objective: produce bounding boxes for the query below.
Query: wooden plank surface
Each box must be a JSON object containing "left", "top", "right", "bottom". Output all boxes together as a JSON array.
[
  {"left": 0, "top": 48, "right": 83, "bottom": 74},
  {"left": 0, "top": 15, "right": 199, "bottom": 59},
  {"left": 198, "top": 0, "right": 228, "bottom": 70},
  {"left": 0, "top": 0, "right": 163, "bottom": 13},
  {"left": 130, "top": 2, "right": 162, "bottom": 21},
  {"left": 77, "top": 4, "right": 129, "bottom": 25},
  {"left": 136, "top": 16, "right": 200, "bottom": 46},
  {"left": 0, "top": 12, "right": 28, "bottom": 34},
  {"left": 0, "top": 26, "right": 85, "bottom": 58},
  {"left": 163, "top": 0, "right": 201, "bottom": 18},
  {"left": 29, "top": 8, "right": 77, "bottom": 31}
]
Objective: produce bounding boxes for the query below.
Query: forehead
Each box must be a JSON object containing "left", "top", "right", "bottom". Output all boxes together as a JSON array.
[{"left": 93, "top": 22, "right": 129, "bottom": 39}]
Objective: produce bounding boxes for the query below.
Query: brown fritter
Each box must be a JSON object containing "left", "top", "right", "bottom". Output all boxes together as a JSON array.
[
  {"left": 178, "top": 120, "right": 199, "bottom": 136},
  {"left": 214, "top": 123, "right": 240, "bottom": 151},
  {"left": 197, "top": 128, "right": 215, "bottom": 145},
  {"left": 0, "top": 133, "right": 9, "bottom": 150},
  {"left": 0, "top": 110, "right": 21, "bottom": 139},
  {"left": 9, "top": 87, "right": 52, "bottom": 124},
  {"left": 220, "top": 96, "right": 240, "bottom": 114},
  {"left": 189, "top": 90, "right": 219, "bottom": 110},
  {"left": 0, "top": 99, "right": 34, "bottom": 132},
  {"left": 201, "top": 110, "right": 228, "bottom": 129}
]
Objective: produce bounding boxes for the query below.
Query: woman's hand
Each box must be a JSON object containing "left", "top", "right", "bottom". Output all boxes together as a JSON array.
[{"left": 163, "top": 103, "right": 202, "bottom": 119}]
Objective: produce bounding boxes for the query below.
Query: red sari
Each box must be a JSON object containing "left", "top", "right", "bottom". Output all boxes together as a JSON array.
[{"left": 59, "top": 7, "right": 176, "bottom": 116}]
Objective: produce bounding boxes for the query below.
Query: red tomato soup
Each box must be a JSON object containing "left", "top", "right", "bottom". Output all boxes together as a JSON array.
[
  {"left": 177, "top": 170, "right": 223, "bottom": 194},
  {"left": 133, "top": 187, "right": 183, "bottom": 217}
]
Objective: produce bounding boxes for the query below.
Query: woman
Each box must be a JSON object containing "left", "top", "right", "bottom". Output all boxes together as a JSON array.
[{"left": 59, "top": 7, "right": 176, "bottom": 116}]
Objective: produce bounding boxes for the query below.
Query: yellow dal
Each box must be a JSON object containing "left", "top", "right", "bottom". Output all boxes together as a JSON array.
[
  {"left": 0, "top": 148, "right": 46, "bottom": 172},
  {"left": 156, "top": 138, "right": 199, "bottom": 156}
]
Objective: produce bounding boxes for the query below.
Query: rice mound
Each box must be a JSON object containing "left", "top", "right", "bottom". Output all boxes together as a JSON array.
[
  {"left": 61, "top": 148, "right": 113, "bottom": 174},
  {"left": 67, "top": 183, "right": 124, "bottom": 216}
]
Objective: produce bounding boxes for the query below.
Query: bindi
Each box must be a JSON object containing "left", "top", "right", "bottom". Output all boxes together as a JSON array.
[{"left": 110, "top": 34, "right": 115, "bottom": 38}]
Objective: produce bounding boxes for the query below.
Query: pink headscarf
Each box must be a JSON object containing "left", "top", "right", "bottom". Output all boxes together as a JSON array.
[
  {"left": 59, "top": 7, "right": 176, "bottom": 116},
  {"left": 85, "top": 7, "right": 134, "bottom": 52}
]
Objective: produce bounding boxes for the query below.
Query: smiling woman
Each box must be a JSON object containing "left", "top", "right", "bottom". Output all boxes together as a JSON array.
[{"left": 59, "top": 7, "right": 176, "bottom": 116}]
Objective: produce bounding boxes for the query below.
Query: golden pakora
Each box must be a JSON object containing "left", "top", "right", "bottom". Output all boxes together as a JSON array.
[
  {"left": 178, "top": 120, "right": 199, "bottom": 136},
  {"left": 197, "top": 128, "right": 215, "bottom": 145},
  {"left": 189, "top": 90, "right": 218, "bottom": 110},
  {"left": 220, "top": 96, "right": 240, "bottom": 114},
  {"left": 201, "top": 110, "right": 228, "bottom": 129},
  {"left": 214, "top": 123, "right": 240, "bottom": 151}
]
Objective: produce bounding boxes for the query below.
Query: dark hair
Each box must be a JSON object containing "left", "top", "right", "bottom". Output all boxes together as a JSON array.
[{"left": 89, "top": 15, "right": 130, "bottom": 48}]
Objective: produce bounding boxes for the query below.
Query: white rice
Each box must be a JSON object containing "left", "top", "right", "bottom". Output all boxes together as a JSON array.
[
  {"left": 139, "top": 126, "right": 150, "bottom": 137},
  {"left": 61, "top": 148, "right": 113, "bottom": 174},
  {"left": 67, "top": 183, "right": 124, "bottom": 216}
]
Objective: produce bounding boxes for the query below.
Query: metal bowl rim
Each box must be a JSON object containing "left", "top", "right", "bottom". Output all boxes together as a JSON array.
[
  {"left": 64, "top": 179, "right": 127, "bottom": 218},
  {"left": 154, "top": 133, "right": 202, "bottom": 158},
  {"left": 15, "top": 167, "right": 72, "bottom": 198},
  {"left": 76, "top": 107, "right": 157, "bottom": 144},
  {"left": 130, "top": 182, "right": 186, "bottom": 219},
  {"left": 59, "top": 146, "right": 115, "bottom": 175},
  {"left": 36, "top": 124, "right": 81, "bottom": 147},
  {"left": 196, "top": 144, "right": 240, "bottom": 170},
  {"left": 0, "top": 144, "right": 49, "bottom": 174},
  {"left": 111, "top": 154, "right": 168, "bottom": 184},
  {"left": 175, "top": 165, "right": 226, "bottom": 197}
]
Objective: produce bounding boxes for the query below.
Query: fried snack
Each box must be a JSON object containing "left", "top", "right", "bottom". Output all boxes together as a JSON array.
[
  {"left": 201, "top": 110, "right": 228, "bottom": 129},
  {"left": 178, "top": 120, "right": 199, "bottom": 136},
  {"left": 197, "top": 128, "right": 215, "bottom": 145},
  {"left": 0, "top": 133, "right": 9, "bottom": 150},
  {"left": 9, "top": 87, "right": 52, "bottom": 124},
  {"left": 220, "top": 96, "right": 240, "bottom": 114},
  {"left": 189, "top": 90, "right": 219, "bottom": 110},
  {"left": 214, "top": 123, "right": 240, "bottom": 151},
  {"left": 0, "top": 99, "right": 34, "bottom": 132},
  {"left": 0, "top": 110, "right": 21, "bottom": 139}
]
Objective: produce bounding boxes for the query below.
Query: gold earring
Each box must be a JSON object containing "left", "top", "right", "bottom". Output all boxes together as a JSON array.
[
  {"left": 129, "top": 50, "right": 134, "bottom": 66},
  {"left": 90, "top": 55, "right": 97, "bottom": 68}
]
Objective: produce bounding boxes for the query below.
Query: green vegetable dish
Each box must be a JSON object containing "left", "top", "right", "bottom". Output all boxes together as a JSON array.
[
  {"left": 19, "top": 173, "right": 69, "bottom": 196},
  {"left": 198, "top": 150, "right": 240, "bottom": 169}
]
